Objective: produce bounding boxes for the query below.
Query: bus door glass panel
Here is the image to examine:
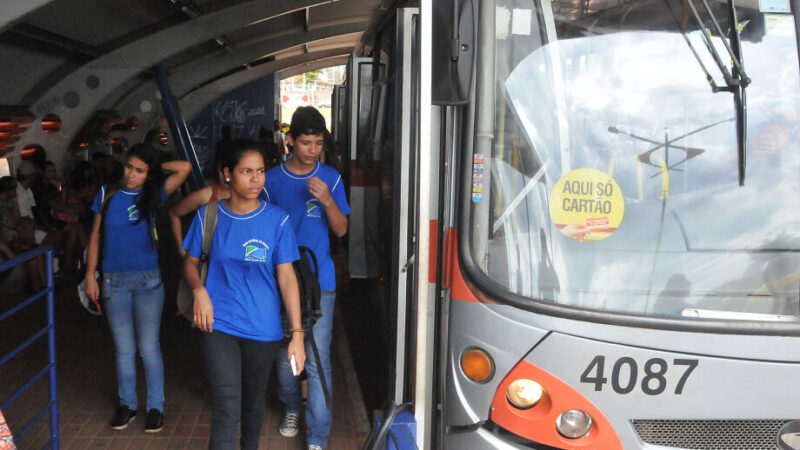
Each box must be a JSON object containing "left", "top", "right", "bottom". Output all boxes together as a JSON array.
[
  {"left": 333, "top": 85, "right": 347, "bottom": 149},
  {"left": 357, "top": 62, "right": 374, "bottom": 167},
  {"left": 475, "top": 1, "right": 800, "bottom": 320}
]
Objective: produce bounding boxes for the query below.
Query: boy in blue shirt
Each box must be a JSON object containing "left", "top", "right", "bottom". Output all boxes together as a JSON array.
[{"left": 262, "top": 107, "right": 349, "bottom": 450}]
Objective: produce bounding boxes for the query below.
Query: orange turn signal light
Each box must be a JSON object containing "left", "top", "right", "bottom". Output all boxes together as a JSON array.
[{"left": 461, "top": 347, "right": 494, "bottom": 383}]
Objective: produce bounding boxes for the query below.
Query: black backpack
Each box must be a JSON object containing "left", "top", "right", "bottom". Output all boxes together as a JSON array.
[
  {"left": 283, "top": 245, "right": 330, "bottom": 406},
  {"left": 294, "top": 246, "right": 323, "bottom": 331}
]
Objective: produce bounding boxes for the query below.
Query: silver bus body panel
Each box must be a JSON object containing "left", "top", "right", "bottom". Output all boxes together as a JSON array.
[{"left": 445, "top": 299, "right": 800, "bottom": 447}]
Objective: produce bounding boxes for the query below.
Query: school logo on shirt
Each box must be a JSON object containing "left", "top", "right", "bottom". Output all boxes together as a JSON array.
[
  {"left": 127, "top": 205, "right": 139, "bottom": 223},
  {"left": 306, "top": 199, "right": 322, "bottom": 218},
  {"left": 243, "top": 239, "right": 269, "bottom": 262}
]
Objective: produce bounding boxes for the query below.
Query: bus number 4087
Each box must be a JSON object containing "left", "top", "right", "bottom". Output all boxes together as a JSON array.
[{"left": 580, "top": 356, "right": 698, "bottom": 395}]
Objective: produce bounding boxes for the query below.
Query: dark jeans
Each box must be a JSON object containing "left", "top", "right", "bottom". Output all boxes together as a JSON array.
[{"left": 202, "top": 330, "right": 280, "bottom": 450}]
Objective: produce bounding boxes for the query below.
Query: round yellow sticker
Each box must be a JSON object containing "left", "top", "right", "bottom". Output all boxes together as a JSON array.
[{"left": 549, "top": 168, "right": 624, "bottom": 242}]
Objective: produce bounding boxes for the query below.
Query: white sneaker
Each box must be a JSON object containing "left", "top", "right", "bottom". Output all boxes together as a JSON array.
[
  {"left": 279, "top": 412, "right": 300, "bottom": 437},
  {"left": 308, "top": 446, "right": 323, "bottom": 450}
]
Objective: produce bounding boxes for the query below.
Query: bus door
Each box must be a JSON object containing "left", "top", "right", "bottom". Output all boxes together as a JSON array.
[
  {"left": 367, "top": 7, "right": 423, "bottom": 406},
  {"left": 359, "top": 7, "right": 446, "bottom": 448}
]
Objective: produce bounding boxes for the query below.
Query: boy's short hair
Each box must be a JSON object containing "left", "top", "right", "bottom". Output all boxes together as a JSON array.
[{"left": 288, "top": 106, "right": 327, "bottom": 139}]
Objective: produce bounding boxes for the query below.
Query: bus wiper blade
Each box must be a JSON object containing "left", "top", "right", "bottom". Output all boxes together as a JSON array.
[
  {"left": 684, "top": 0, "right": 751, "bottom": 92},
  {"left": 726, "top": 1, "right": 748, "bottom": 186},
  {"left": 683, "top": 0, "right": 749, "bottom": 186}
]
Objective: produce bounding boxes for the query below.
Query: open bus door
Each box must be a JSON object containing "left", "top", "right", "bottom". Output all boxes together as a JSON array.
[{"left": 359, "top": 6, "right": 441, "bottom": 449}]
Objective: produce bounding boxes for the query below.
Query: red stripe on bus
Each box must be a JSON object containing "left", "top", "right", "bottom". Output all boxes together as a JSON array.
[
  {"left": 429, "top": 220, "right": 438, "bottom": 284},
  {"left": 491, "top": 360, "right": 622, "bottom": 449},
  {"left": 443, "top": 227, "right": 480, "bottom": 303}
]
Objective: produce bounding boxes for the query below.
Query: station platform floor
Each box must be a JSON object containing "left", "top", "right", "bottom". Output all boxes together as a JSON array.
[{"left": 0, "top": 270, "right": 372, "bottom": 449}]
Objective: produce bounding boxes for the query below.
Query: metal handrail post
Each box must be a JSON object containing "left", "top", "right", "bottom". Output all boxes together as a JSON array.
[
  {"left": 154, "top": 63, "right": 205, "bottom": 190},
  {"left": 46, "top": 248, "right": 59, "bottom": 449}
]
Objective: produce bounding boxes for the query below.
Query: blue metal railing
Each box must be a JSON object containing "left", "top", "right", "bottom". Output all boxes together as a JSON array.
[{"left": 0, "top": 245, "right": 59, "bottom": 449}]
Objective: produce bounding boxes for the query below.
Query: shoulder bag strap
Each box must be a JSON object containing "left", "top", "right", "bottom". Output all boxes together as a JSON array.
[
  {"left": 97, "top": 185, "right": 119, "bottom": 271},
  {"left": 198, "top": 200, "right": 220, "bottom": 283}
]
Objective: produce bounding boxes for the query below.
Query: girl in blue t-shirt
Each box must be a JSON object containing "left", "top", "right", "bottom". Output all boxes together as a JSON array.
[
  {"left": 84, "top": 144, "right": 191, "bottom": 433},
  {"left": 182, "top": 140, "right": 306, "bottom": 450}
]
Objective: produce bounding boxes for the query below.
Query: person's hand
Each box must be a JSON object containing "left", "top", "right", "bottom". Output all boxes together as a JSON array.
[
  {"left": 177, "top": 247, "right": 187, "bottom": 258},
  {"left": 307, "top": 177, "right": 333, "bottom": 207},
  {"left": 562, "top": 222, "right": 589, "bottom": 241},
  {"left": 287, "top": 333, "right": 306, "bottom": 375},
  {"left": 193, "top": 287, "right": 214, "bottom": 332},
  {"left": 84, "top": 275, "right": 100, "bottom": 303}
]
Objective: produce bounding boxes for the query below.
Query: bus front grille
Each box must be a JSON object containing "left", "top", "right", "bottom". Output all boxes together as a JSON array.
[{"left": 632, "top": 419, "right": 787, "bottom": 449}]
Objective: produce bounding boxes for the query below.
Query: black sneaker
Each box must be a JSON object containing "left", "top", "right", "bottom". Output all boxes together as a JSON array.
[
  {"left": 144, "top": 409, "right": 164, "bottom": 433},
  {"left": 110, "top": 406, "right": 136, "bottom": 430}
]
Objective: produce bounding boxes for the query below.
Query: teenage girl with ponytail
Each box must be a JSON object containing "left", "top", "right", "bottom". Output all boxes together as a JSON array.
[{"left": 84, "top": 144, "right": 191, "bottom": 433}]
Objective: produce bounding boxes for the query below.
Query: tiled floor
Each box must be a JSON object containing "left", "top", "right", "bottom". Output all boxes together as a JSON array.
[{"left": 0, "top": 273, "right": 370, "bottom": 449}]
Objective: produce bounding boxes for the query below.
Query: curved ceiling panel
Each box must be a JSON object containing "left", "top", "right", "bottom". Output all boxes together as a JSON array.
[
  {"left": 278, "top": 56, "right": 350, "bottom": 80},
  {"left": 0, "top": 0, "right": 55, "bottom": 34},
  {"left": 173, "top": 24, "right": 365, "bottom": 96},
  {"left": 110, "top": 24, "right": 365, "bottom": 113},
  {"left": 181, "top": 47, "right": 352, "bottom": 120},
  {"left": 0, "top": 0, "right": 385, "bottom": 170},
  {"left": 9, "top": 0, "right": 352, "bottom": 168}
]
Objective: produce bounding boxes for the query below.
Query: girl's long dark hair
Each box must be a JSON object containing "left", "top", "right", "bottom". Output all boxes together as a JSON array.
[{"left": 126, "top": 144, "right": 162, "bottom": 248}]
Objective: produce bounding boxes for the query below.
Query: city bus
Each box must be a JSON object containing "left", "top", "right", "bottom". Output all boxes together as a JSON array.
[{"left": 343, "top": 1, "right": 800, "bottom": 448}]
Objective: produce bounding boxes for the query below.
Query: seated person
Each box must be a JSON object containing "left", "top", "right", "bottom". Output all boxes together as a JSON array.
[{"left": 0, "top": 176, "right": 45, "bottom": 291}]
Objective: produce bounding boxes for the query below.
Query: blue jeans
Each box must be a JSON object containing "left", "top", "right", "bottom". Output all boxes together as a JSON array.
[
  {"left": 102, "top": 270, "right": 165, "bottom": 412},
  {"left": 277, "top": 290, "right": 335, "bottom": 448},
  {"left": 203, "top": 330, "right": 279, "bottom": 450}
]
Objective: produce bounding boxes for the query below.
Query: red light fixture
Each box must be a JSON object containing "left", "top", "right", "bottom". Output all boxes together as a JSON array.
[
  {"left": 41, "top": 113, "right": 62, "bottom": 134},
  {"left": 125, "top": 116, "right": 139, "bottom": 131},
  {"left": 21, "top": 143, "right": 44, "bottom": 159}
]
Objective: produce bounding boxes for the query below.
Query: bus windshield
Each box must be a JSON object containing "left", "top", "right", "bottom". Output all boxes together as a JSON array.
[{"left": 472, "top": 0, "right": 800, "bottom": 322}]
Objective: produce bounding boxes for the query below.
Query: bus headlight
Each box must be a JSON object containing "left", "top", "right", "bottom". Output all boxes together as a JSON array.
[
  {"left": 555, "top": 409, "right": 593, "bottom": 438},
  {"left": 460, "top": 347, "right": 494, "bottom": 383},
  {"left": 506, "top": 379, "right": 543, "bottom": 409}
]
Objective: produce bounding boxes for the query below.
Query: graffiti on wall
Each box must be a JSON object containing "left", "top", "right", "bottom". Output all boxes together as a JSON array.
[{"left": 188, "top": 76, "right": 276, "bottom": 172}]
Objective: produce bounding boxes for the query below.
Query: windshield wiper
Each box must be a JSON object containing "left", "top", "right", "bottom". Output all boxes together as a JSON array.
[{"left": 682, "top": 0, "right": 750, "bottom": 186}]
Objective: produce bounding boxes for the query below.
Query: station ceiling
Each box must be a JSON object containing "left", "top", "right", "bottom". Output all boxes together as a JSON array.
[{"left": 0, "top": 0, "right": 387, "bottom": 160}]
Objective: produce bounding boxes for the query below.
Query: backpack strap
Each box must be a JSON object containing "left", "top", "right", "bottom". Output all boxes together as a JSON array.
[
  {"left": 307, "top": 326, "right": 332, "bottom": 407},
  {"left": 200, "top": 200, "right": 220, "bottom": 265},
  {"left": 298, "top": 246, "right": 319, "bottom": 280},
  {"left": 296, "top": 246, "right": 329, "bottom": 406},
  {"left": 97, "top": 184, "right": 120, "bottom": 271}
]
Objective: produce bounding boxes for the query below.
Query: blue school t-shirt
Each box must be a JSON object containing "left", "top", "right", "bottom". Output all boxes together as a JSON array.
[
  {"left": 91, "top": 185, "right": 166, "bottom": 272},
  {"left": 182, "top": 201, "right": 299, "bottom": 341},
  {"left": 260, "top": 162, "right": 350, "bottom": 291}
]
